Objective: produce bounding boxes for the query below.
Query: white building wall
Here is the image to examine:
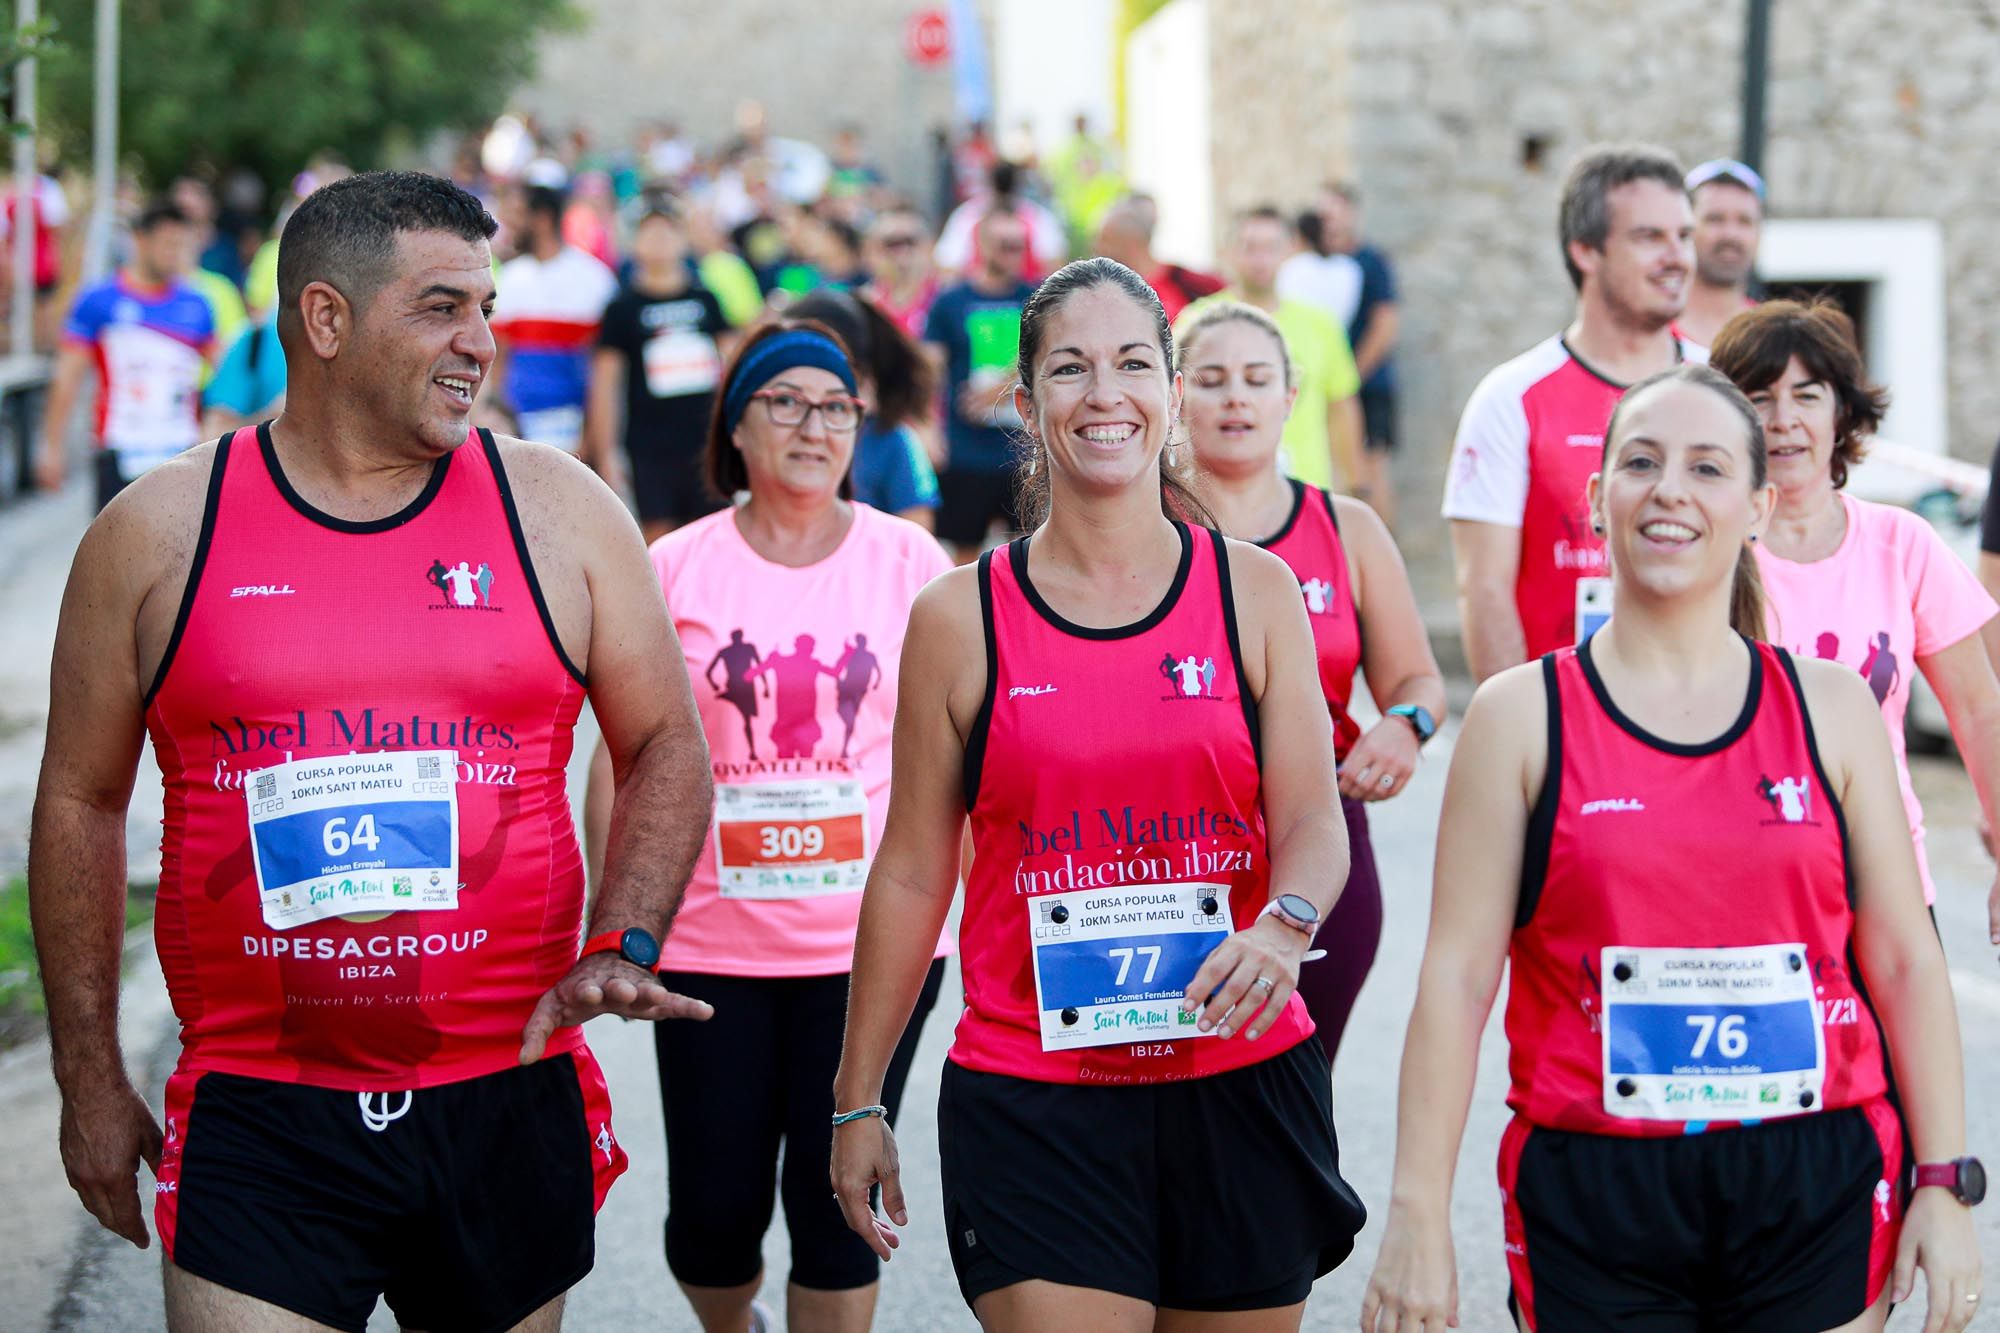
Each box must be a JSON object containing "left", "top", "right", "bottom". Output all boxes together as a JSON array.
[
  {"left": 994, "top": 0, "right": 1119, "bottom": 162},
  {"left": 1124, "top": 0, "right": 1214, "bottom": 267}
]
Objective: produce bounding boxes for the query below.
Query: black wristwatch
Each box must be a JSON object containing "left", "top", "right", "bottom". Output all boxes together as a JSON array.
[{"left": 1387, "top": 703, "right": 1437, "bottom": 745}]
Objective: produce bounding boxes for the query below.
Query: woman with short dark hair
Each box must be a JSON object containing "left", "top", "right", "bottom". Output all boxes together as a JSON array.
[{"left": 1711, "top": 298, "right": 2000, "bottom": 937}]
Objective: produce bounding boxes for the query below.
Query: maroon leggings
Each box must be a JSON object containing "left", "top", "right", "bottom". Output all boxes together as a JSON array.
[{"left": 1295, "top": 796, "right": 1384, "bottom": 1063}]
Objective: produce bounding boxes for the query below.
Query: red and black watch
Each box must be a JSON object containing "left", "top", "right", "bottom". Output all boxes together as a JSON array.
[
  {"left": 581, "top": 927, "right": 664, "bottom": 975},
  {"left": 1912, "top": 1157, "right": 1987, "bottom": 1206}
]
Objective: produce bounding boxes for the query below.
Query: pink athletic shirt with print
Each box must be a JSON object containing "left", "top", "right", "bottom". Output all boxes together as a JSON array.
[
  {"left": 1757, "top": 493, "right": 1998, "bottom": 902},
  {"left": 653, "top": 503, "right": 954, "bottom": 976}
]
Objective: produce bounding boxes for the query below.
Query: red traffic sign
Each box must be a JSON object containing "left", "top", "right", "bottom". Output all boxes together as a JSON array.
[{"left": 906, "top": 9, "right": 951, "bottom": 66}]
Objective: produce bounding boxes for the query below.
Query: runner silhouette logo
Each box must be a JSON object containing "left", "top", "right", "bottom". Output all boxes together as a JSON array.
[{"left": 424, "top": 557, "right": 500, "bottom": 611}]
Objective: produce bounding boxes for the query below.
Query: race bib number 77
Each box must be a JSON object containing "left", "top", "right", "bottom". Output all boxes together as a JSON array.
[{"left": 1029, "top": 883, "right": 1231, "bottom": 1051}]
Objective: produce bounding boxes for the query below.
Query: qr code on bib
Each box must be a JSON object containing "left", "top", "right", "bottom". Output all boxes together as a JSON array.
[
  {"left": 254, "top": 773, "right": 276, "bottom": 801},
  {"left": 418, "top": 756, "right": 441, "bottom": 780}
]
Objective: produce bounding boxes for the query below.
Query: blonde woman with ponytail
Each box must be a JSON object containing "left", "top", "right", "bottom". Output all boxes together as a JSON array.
[
  {"left": 1179, "top": 300, "right": 1445, "bottom": 1067},
  {"left": 1364, "top": 364, "right": 1979, "bottom": 1333}
]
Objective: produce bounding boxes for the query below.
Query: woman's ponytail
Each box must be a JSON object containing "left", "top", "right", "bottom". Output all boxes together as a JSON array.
[{"left": 1730, "top": 545, "right": 1768, "bottom": 640}]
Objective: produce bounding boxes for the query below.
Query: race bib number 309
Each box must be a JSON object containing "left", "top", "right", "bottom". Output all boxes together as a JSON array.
[
  {"left": 1601, "top": 943, "right": 1825, "bottom": 1122},
  {"left": 246, "top": 750, "right": 460, "bottom": 930},
  {"left": 1029, "top": 883, "right": 1231, "bottom": 1052},
  {"left": 714, "top": 780, "right": 869, "bottom": 899}
]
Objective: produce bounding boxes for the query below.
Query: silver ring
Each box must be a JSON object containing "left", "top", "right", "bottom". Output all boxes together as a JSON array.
[
  {"left": 1379, "top": 775, "right": 1394, "bottom": 788},
  {"left": 1252, "top": 976, "right": 1275, "bottom": 991},
  {"left": 1970, "top": 1293, "right": 1982, "bottom": 1303}
]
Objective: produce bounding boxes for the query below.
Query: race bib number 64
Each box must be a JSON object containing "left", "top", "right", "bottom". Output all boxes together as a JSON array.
[{"left": 246, "top": 750, "right": 460, "bottom": 930}]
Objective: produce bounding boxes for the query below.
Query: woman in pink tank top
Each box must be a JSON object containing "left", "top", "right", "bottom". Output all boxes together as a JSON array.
[
  {"left": 1179, "top": 300, "right": 1445, "bottom": 1066},
  {"left": 832, "top": 259, "right": 1365, "bottom": 1326},
  {"left": 584, "top": 322, "right": 951, "bottom": 1333}
]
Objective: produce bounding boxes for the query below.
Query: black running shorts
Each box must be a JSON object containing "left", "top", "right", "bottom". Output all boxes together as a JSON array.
[
  {"left": 156, "top": 1049, "right": 623, "bottom": 1333},
  {"left": 939, "top": 1036, "right": 1365, "bottom": 1312},
  {"left": 936, "top": 465, "right": 1020, "bottom": 550},
  {"left": 1499, "top": 1099, "right": 1905, "bottom": 1331}
]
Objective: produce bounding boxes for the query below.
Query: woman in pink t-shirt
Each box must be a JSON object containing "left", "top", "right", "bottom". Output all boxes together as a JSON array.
[
  {"left": 1712, "top": 300, "right": 2000, "bottom": 925},
  {"left": 585, "top": 321, "right": 952, "bottom": 1333}
]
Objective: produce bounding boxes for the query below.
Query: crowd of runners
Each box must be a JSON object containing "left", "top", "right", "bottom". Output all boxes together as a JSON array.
[{"left": 16, "top": 99, "right": 1998, "bottom": 1333}]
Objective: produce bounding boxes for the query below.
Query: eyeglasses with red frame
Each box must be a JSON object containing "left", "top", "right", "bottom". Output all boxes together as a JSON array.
[{"left": 750, "top": 388, "right": 864, "bottom": 433}]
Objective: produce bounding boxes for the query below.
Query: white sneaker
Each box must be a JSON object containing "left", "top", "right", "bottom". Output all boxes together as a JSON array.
[{"left": 749, "top": 1298, "right": 775, "bottom": 1333}]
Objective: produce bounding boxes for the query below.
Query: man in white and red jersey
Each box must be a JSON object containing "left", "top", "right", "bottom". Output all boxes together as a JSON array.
[
  {"left": 1443, "top": 144, "right": 1703, "bottom": 679},
  {"left": 36, "top": 199, "right": 218, "bottom": 510},
  {"left": 30, "top": 171, "right": 714, "bottom": 1332},
  {"left": 488, "top": 182, "right": 618, "bottom": 465}
]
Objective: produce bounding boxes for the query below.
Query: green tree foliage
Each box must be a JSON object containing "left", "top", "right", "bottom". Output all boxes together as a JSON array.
[{"left": 34, "top": 0, "right": 579, "bottom": 186}]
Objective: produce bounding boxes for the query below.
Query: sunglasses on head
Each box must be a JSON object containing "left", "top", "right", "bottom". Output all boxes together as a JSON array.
[{"left": 1685, "top": 158, "right": 1766, "bottom": 201}]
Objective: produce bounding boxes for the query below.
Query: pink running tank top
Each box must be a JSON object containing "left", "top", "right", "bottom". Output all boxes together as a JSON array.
[
  {"left": 949, "top": 522, "right": 1315, "bottom": 1085},
  {"left": 146, "top": 425, "right": 590, "bottom": 1091},
  {"left": 1257, "top": 480, "right": 1363, "bottom": 759}
]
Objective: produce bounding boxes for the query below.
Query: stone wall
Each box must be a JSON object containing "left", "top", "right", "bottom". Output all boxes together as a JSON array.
[
  {"left": 1763, "top": 0, "right": 2000, "bottom": 460},
  {"left": 1204, "top": 0, "right": 2000, "bottom": 586},
  {"left": 512, "top": 0, "right": 968, "bottom": 199},
  {"left": 1204, "top": 0, "right": 1355, "bottom": 222}
]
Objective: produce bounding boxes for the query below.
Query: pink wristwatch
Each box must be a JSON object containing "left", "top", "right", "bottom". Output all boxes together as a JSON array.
[{"left": 1912, "top": 1157, "right": 1986, "bottom": 1205}]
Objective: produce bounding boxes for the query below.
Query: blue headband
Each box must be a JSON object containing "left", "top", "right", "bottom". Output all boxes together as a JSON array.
[{"left": 722, "top": 330, "right": 859, "bottom": 434}]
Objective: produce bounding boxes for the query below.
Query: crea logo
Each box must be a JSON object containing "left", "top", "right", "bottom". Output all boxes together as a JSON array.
[
  {"left": 1300, "top": 577, "right": 1336, "bottom": 616},
  {"left": 425, "top": 557, "right": 500, "bottom": 610}
]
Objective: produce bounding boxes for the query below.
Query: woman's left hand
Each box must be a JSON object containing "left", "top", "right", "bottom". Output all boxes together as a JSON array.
[
  {"left": 1182, "top": 917, "right": 1308, "bottom": 1041},
  {"left": 1893, "top": 1186, "right": 1982, "bottom": 1332},
  {"left": 1338, "top": 717, "right": 1420, "bottom": 803}
]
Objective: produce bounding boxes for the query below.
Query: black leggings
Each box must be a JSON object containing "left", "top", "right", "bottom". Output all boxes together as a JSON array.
[
  {"left": 656, "top": 959, "right": 946, "bottom": 1291},
  {"left": 1294, "top": 796, "right": 1384, "bottom": 1064}
]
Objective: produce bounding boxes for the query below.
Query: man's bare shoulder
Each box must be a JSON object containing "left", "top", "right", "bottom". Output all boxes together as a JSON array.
[{"left": 490, "top": 433, "right": 629, "bottom": 524}]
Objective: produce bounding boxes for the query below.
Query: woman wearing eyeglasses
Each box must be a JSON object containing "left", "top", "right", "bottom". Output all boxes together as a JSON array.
[{"left": 584, "top": 320, "right": 952, "bottom": 1333}]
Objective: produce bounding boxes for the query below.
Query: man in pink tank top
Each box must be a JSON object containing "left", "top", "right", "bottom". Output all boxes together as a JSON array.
[{"left": 30, "top": 171, "right": 715, "bottom": 1332}]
